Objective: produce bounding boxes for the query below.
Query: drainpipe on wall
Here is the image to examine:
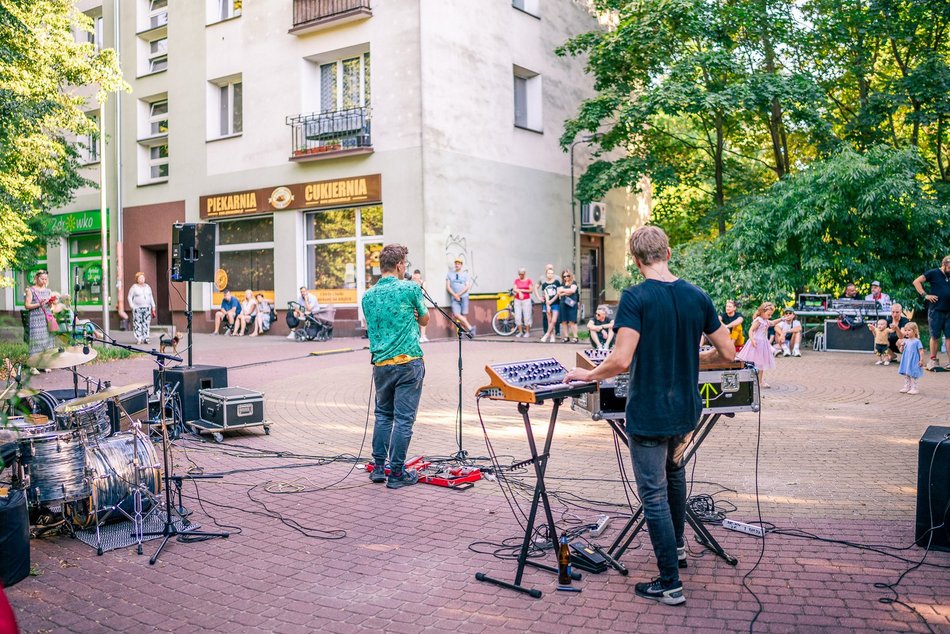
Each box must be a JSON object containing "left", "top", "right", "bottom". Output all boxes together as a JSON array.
[{"left": 113, "top": 0, "right": 128, "bottom": 327}]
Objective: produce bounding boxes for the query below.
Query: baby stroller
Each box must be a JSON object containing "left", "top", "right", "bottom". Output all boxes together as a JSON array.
[{"left": 286, "top": 301, "right": 333, "bottom": 342}]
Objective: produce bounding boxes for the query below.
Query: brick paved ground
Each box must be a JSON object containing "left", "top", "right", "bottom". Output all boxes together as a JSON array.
[{"left": 5, "top": 332, "right": 950, "bottom": 633}]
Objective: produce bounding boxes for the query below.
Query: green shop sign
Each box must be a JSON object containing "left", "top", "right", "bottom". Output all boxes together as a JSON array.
[{"left": 50, "top": 209, "right": 109, "bottom": 234}]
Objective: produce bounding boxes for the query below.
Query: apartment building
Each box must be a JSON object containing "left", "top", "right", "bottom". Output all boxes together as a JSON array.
[{"left": 3, "top": 0, "right": 646, "bottom": 335}]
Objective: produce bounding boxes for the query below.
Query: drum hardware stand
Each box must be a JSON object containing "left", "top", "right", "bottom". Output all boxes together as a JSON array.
[
  {"left": 606, "top": 412, "right": 739, "bottom": 567},
  {"left": 476, "top": 399, "right": 580, "bottom": 598},
  {"left": 142, "top": 352, "right": 229, "bottom": 565},
  {"left": 84, "top": 403, "right": 162, "bottom": 556},
  {"left": 420, "top": 286, "right": 473, "bottom": 461}
]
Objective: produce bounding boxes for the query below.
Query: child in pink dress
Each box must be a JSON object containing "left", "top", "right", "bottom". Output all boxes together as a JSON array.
[{"left": 736, "top": 302, "right": 780, "bottom": 388}]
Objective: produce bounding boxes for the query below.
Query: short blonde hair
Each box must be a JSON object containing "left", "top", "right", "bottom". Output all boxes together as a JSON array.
[
  {"left": 904, "top": 322, "right": 920, "bottom": 338},
  {"left": 629, "top": 226, "right": 669, "bottom": 265},
  {"left": 754, "top": 302, "right": 775, "bottom": 317}
]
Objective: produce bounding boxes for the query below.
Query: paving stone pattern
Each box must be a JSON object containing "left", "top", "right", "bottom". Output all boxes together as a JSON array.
[{"left": 6, "top": 334, "right": 950, "bottom": 633}]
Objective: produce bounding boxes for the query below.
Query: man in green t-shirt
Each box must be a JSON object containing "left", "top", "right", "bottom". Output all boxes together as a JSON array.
[{"left": 361, "top": 244, "right": 430, "bottom": 489}]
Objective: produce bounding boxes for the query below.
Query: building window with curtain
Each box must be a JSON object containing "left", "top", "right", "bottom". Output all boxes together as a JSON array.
[
  {"left": 304, "top": 205, "right": 382, "bottom": 306},
  {"left": 214, "top": 216, "right": 275, "bottom": 305}
]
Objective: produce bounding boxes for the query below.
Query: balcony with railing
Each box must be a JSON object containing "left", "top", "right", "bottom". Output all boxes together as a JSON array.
[
  {"left": 290, "top": 0, "right": 372, "bottom": 35},
  {"left": 287, "top": 107, "right": 373, "bottom": 161}
]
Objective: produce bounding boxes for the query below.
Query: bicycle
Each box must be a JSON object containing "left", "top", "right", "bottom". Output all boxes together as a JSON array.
[{"left": 491, "top": 291, "right": 518, "bottom": 336}]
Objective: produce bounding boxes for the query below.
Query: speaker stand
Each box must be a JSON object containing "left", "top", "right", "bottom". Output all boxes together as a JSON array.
[{"left": 186, "top": 279, "right": 194, "bottom": 367}]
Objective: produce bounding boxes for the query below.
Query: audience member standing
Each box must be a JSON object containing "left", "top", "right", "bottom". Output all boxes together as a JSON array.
[
  {"left": 736, "top": 302, "right": 779, "bottom": 388},
  {"left": 538, "top": 266, "right": 561, "bottom": 342},
  {"left": 511, "top": 267, "right": 534, "bottom": 338},
  {"left": 446, "top": 258, "right": 474, "bottom": 335},
  {"left": 912, "top": 256, "right": 950, "bottom": 370},
  {"left": 557, "top": 270, "right": 580, "bottom": 343},
  {"left": 897, "top": 323, "right": 924, "bottom": 394},
  {"left": 127, "top": 272, "right": 157, "bottom": 345},
  {"left": 24, "top": 270, "right": 57, "bottom": 358}
]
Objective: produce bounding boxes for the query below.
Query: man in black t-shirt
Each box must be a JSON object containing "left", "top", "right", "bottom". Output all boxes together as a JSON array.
[
  {"left": 565, "top": 226, "right": 735, "bottom": 606},
  {"left": 913, "top": 256, "right": 950, "bottom": 370}
]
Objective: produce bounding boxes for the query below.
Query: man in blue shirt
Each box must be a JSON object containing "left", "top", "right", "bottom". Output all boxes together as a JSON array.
[
  {"left": 565, "top": 226, "right": 735, "bottom": 606},
  {"left": 213, "top": 289, "right": 241, "bottom": 335}
]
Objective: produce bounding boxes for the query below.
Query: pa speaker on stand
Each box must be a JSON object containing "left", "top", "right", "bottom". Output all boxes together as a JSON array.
[{"left": 170, "top": 223, "right": 216, "bottom": 367}]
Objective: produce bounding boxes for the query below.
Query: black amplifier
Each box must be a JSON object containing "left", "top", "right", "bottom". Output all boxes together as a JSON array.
[
  {"left": 197, "top": 387, "right": 266, "bottom": 432},
  {"left": 155, "top": 364, "right": 228, "bottom": 422}
]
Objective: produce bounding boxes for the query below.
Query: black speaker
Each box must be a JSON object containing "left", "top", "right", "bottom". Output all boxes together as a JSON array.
[
  {"left": 0, "top": 489, "right": 30, "bottom": 587},
  {"left": 916, "top": 425, "right": 950, "bottom": 551},
  {"left": 823, "top": 320, "right": 874, "bottom": 353},
  {"left": 171, "top": 223, "right": 216, "bottom": 283},
  {"left": 154, "top": 364, "right": 228, "bottom": 422}
]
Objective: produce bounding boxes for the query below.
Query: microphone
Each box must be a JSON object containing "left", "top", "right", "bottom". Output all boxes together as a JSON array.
[
  {"left": 73, "top": 266, "right": 81, "bottom": 293},
  {"left": 404, "top": 271, "right": 412, "bottom": 281},
  {"left": 82, "top": 331, "right": 92, "bottom": 355}
]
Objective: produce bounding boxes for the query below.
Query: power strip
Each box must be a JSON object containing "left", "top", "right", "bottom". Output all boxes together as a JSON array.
[
  {"left": 722, "top": 519, "right": 764, "bottom": 537},
  {"left": 590, "top": 515, "right": 611, "bottom": 538}
]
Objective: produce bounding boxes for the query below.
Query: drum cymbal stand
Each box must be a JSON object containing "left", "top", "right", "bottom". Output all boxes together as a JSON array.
[
  {"left": 142, "top": 352, "right": 229, "bottom": 565},
  {"left": 86, "top": 401, "right": 162, "bottom": 556}
]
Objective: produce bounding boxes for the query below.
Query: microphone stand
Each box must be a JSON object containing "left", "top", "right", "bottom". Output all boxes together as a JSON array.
[
  {"left": 420, "top": 286, "right": 473, "bottom": 461},
  {"left": 71, "top": 271, "right": 82, "bottom": 398}
]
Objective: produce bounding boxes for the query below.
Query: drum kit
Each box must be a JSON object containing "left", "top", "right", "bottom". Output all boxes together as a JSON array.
[{"left": 0, "top": 347, "right": 163, "bottom": 555}]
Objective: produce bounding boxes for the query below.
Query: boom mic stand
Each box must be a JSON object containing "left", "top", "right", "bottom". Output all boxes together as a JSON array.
[{"left": 420, "top": 286, "right": 472, "bottom": 461}]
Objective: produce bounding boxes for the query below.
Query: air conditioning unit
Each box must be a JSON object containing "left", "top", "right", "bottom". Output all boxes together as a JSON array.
[{"left": 581, "top": 202, "right": 606, "bottom": 228}]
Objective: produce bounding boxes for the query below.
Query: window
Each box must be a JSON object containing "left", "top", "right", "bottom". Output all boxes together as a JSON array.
[
  {"left": 216, "top": 0, "right": 242, "bottom": 21},
  {"left": 80, "top": 14, "right": 104, "bottom": 51},
  {"left": 512, "top": 0, "right": 539, "bottom": 16},
  {"left": 305, "top": 205, "right": 382, "bottom": 305},
  {"left": 149, "top": 144, "right": 169, "bottom": 180},
  {"left": 319, "top": 52, "right": 370, "bottom": 113},
  {"left": 214, "top": 217, "right": 274, "bottom": 306},
  {"left": 148, "top": 37, "right": 167, "bottom": 72},
  {"left": 79, "top": 112, "right": 100, "bottom": 165},
  {"left": 148, "top": 0, "right": 168, "bottom": 29},
  {"left": 211, "top": 78, "right": 242, "bottom": 137},
  {"left": 513, "top": 66, "right": 542, "bottom": 132},
  {"left": 149, "top": 100, "right": 168, "bottom": 137}
]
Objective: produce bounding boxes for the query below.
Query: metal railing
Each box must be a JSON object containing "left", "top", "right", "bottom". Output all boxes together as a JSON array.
[
  {"left": 286, "top": 106, "right": 372, "bottom": 158},
  {"left": 293, "top": 0, "right": 371, "bottom": 28}
]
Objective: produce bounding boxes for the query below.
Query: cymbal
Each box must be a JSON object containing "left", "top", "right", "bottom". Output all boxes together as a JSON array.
[
  {"left": 54, "top": 382, "right": 149, "bottom": 413},
  {"left": 0, "top": 386, "right": 42, "bottom": 401},
  {"left": 27, "top": 346, "right": 98, "bottom": 370}
]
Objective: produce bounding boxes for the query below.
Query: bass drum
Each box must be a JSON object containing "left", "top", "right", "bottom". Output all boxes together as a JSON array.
[{"left": 67, "top": 431, "right": 161, "bottom": 528}]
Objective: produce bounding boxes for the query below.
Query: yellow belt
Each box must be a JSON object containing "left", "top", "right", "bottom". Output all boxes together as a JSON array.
[{"left": 374, "top": 354, "right": 421, "bottom": 367}]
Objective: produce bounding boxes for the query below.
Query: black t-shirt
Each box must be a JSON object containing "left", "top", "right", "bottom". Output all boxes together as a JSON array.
[
  {"left": 613, "top": 279, "right": 720, "bottom": 437},
  {"left": 540, "top": 280, "right": 561, "bottom": 307},
  {"left": 923, "top": 268, "right": 950, "bottom": 312},
  {"left": 720, "top": 311, "right": 743, "bottom": 329}
]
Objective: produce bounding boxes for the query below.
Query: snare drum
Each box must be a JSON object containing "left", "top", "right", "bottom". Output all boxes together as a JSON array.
[
  {"left": 57, "top": 400, "right": 111, "bottom": 439},
  {"left": 67, "top": 431, "right": 161, "bottom": 528},
  {"left": 18, "top": 429, "right": 91, "bottom": 507}
]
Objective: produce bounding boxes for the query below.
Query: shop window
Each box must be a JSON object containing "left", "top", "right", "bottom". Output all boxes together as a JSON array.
[
  {"left": 70, "top": 234, "right": 105, "bottom": 306},
  {"left": 214, "top": 216, "right": 274, "bottom": 306},
  {"left": 305, "top": 205, "right": 382, "bottom": 305},
  {"left": 14, "top": 247, "right": 48, "bottom": 309}
]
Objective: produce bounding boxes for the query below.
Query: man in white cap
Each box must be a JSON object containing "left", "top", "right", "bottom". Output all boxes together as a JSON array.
[
  {"left": 865, "top": 281, "right": 891, "bottom": 312},
  {"left": 446, "top": 257, "right": 474, "bottom": 334}
]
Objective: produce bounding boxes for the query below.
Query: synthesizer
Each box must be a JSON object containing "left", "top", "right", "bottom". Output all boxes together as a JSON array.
[{"left": 475, "top": 358, "right": 597, "bottom": 404}]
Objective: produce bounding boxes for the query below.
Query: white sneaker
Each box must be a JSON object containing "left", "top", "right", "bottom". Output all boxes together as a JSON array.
[
  {"left": 899, "top": 385, "right": 910, "bottom": 393},
  {"left": 926, "top": 358, "right": 938, "bottom": 370},
  {"left": 540, "top": 334, "right": 549, "bottom": 342},
  {"left": 792, "top": 349, "right": 800, "bottom": 357},
  {"left": 875, "top": 359, "right": 884, "bottom": 365},
  {"left": 883, "top": 360, "right": 891, "bottom": 366},
  {"left": 419, "top": 336, "right": 429, "bottom": 343},
  {"left": 782, "top": 345, "right": 791, "bottom": 357},
  {"left": 286, "top": 332, "right": 296, "bottom": 340},
  {"left": 907, "top": 388, "right": 919, "bottom": 395}
]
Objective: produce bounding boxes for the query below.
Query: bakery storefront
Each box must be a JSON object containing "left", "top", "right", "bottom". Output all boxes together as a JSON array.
[{"left": 200, "top": 174, "right": 382, "bottom": 333}]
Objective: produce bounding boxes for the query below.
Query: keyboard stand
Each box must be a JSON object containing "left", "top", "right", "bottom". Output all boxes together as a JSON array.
[
  {"left": 475, "top": 398, "right": 581, "bottom": 598},
  {"left": 607, "top": 412, "right": 738, "bottom": 566}
]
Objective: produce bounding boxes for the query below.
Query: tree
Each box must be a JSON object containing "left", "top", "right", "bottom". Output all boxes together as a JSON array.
[
  {"left": 0, "top": 0, "right": 125, "bottom": 277},
  {"left": 671, "top": 146, "right": 950, "bottom": 307}
]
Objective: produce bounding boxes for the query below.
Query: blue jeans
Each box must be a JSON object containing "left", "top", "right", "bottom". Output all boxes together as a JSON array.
[
  {"left": 630, "top": 432, "right": 693, "bottom": 585},
  {"left": 372, "top": 359, "right": 425, "bottom": 473}
]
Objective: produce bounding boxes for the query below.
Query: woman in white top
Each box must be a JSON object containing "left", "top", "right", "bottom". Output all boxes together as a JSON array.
[
  {"left": 236, "top": 289, "right": 258, "bottom": 336},
  {"left": 127, "top": 271, "right": 156, "bottom": 345},
  {"left": 252, "top": 293, "right": 271, "bottom": 335}
]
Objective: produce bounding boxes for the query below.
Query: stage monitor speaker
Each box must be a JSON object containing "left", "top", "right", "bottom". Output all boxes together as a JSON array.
[
  {"left": 0, "top": 489, "right": 30, "bottom": 587},
  {"left": 154, "top": 364, "right": 228, "bottom": 423},
  {"left": 823, "top": 320, "right": 874, "bottom": 353},
  {"left": 916, "top": 425, "right": 950, "bottom": 551},
  {"left": 171, "top": 223, "right": 216, "bottom": 283}
]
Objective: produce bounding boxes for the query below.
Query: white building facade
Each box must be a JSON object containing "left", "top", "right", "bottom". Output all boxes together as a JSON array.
[{"left": 2, "top": 0, "right": 647, "bottom": 336}]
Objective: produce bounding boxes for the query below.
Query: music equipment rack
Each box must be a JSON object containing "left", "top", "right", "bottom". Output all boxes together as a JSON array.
[{"left": 474, "top": 359, "right": 595, "bottom": 598}]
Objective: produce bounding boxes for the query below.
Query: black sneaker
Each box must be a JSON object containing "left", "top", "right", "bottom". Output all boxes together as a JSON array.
[
  {"left": 369, "top": 464, "right": 386, "bottom": 483},
  {"left": 386, "top": 469, "right": 419, "bottom": 489},
  {"left": 677, "top": 546, "right": 687, "bottom": 569},
  {"left": 635, "top": 578, "right": 685, "bottom": 606}
]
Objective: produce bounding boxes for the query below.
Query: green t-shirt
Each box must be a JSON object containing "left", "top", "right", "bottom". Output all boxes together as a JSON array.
[{"left": 361, "top": 276, "right": 427, "bottom": 364}]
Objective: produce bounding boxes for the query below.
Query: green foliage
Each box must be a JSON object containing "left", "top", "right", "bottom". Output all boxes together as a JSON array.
[
  {"left": 0, "top": 0, "right": 127, "bottom": 277},
  {"left": 673, "top": 146, "right": 950, "bottom": 308}
]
